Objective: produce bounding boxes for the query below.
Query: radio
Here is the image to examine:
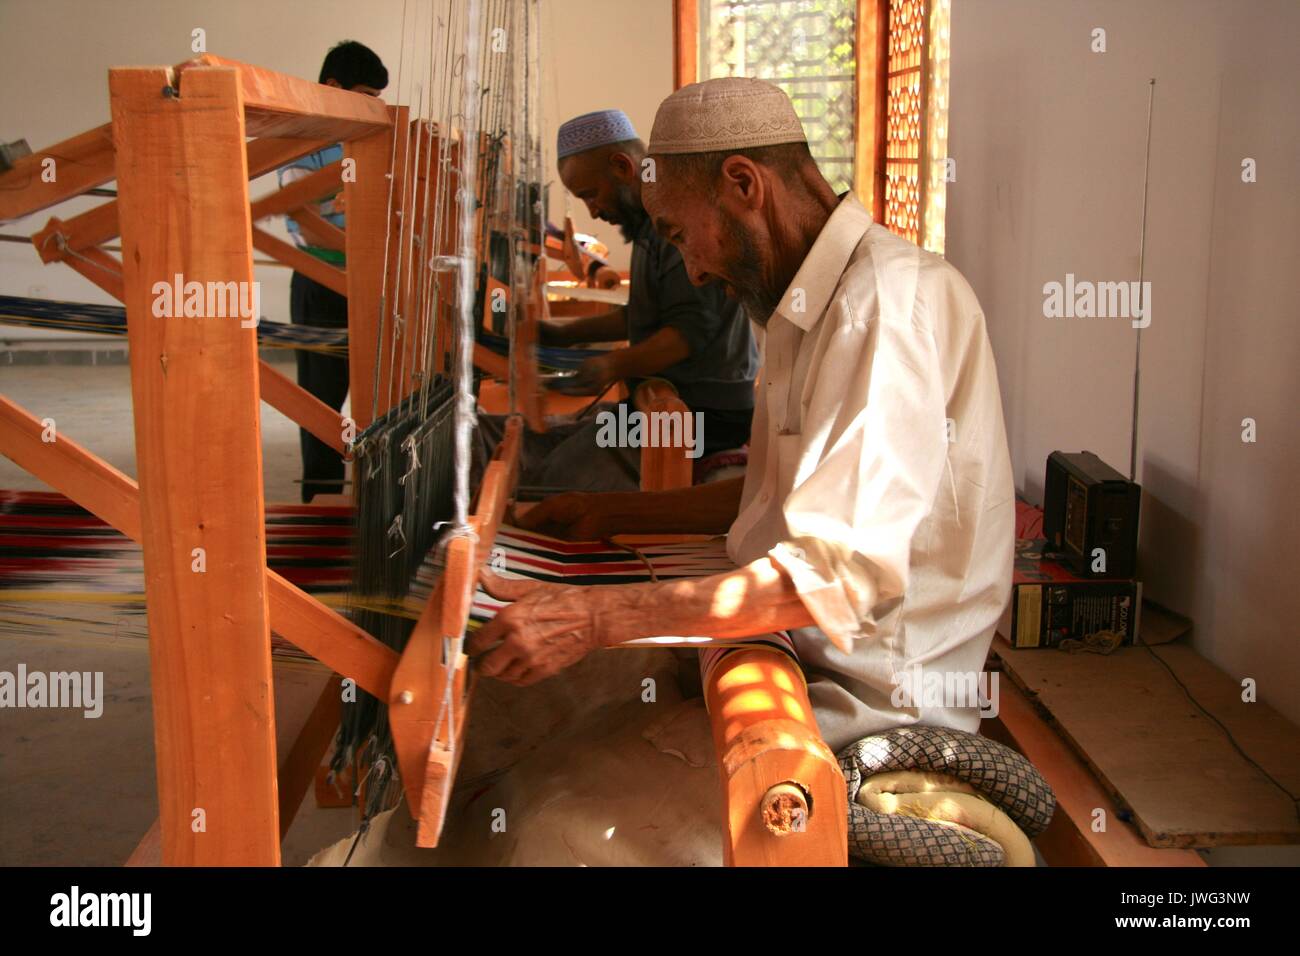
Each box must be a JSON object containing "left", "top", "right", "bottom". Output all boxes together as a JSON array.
[{"left": 1042, "top": 451, "right": 1141, "bottom": 579}]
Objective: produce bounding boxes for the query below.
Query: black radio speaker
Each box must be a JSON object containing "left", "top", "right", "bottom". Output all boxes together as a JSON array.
[{"left": 1042, "top": 451, "right": 1141, "bottom": 579}]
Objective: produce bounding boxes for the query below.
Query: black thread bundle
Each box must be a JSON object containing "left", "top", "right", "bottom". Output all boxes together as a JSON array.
[{"left": 332, "top": 376, "right": 456, "bottom": 823}]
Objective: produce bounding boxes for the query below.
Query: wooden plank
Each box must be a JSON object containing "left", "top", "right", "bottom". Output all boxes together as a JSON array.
[
  {"left": 391, "top": 418, "right": 521, "bottom": 846},
  {"left": 854, "top": 0, "right": 889, "bottom": 219},
  {"left": 672, "top": 0, "right": 699, "bottom": 89},
  {"left": 249, "top": 161, "right": 343, "bottom": 221},
  {"left": 251, "top": 226, "right": 347, "bottom": 295},
  {"left": 633, "top": 379, "right": 694, "bottom": 491},
  {"left": 124, "top": 820, "right": 162, "bottom": 867},
  {"left": 344, "top": 113, "right": 401, "bottom": 428},
  {"left": 985, "top": 669, "right": 1206, "bottom": 867},
  {"left": 994, "top": 637, "right": 1300, "bottom": 848},
  {"left": 32, "top": 137, "right": 332, "bottom": 261},
  {"left": 0, "top": 123, "right": 115, "bottom": 222},
  {"left": 277, "top": 674, "right": 343, "bottom": 838},
  {"left": 0, "top": 393, "right": 397, "bottom": 700},
  {"left": 128, "top": 668, "right": 343, "bottom": 864},
  {"left": 61, "top": 245, "right": 125, "bottom": 303},
  {"left": 266, "top": 572, "right": 397, "bottom": 698},
  {"left": 705, "top": 649, "right": 848, "bottom": 866},
  {"left": 472, "top": 342, "right": 510, "bottom": 380},
  {"left": 0, "top": 394, "right": 141, "bottom": 539},
  {"left": 258, "top": 361, "right": 348, "bottom": 455},
  {"left": 111, "top": 64, "right": 280, "bottom": 866},
  {"left": 175, "top": 54, "right": 391, "bottom": 141},
  {"left": 291, "top": 207, "right": 347, "bottom": 253}
]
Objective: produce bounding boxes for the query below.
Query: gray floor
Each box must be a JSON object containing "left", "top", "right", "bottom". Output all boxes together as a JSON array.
[{"left": 0, "top": 357, "right": 359, "bottom": 865}]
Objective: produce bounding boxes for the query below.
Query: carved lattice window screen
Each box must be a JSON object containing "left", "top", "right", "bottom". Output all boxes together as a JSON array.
[{"left": 683, "top": 0, "right": 950, "bottom": 254}]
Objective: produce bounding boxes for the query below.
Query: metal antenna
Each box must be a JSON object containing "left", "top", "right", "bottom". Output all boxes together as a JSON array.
[{"left": 1130, "top": 78, "right": 1155, "bottom": 482}]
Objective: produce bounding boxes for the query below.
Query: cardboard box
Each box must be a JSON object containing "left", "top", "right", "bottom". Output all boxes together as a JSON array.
[{"left": 1000, "top": 537, "right": 1142, "bottom": 649}]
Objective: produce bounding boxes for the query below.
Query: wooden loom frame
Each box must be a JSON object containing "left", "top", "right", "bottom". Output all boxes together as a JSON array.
[{"left": 0, "top": 54, "right": 846, "bottom": 867}]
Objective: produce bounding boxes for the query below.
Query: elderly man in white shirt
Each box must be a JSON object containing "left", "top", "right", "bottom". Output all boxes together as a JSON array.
[{"left": 470, "top": 77, "right": 1015, "bottom": 755}]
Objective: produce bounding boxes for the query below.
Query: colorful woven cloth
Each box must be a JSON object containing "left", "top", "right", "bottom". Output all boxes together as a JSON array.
[
  {"left": 412, "top": 524, "right": 799, "bottom": 678},
  {"left": 2, "top": 496, "right": 797, "bottom": 679},
  {"left": 839, "top": 725, "right": 1056, "bottom": 867},
  {"left": 0, "top": 490, "right": 351, "bottom": 657}
]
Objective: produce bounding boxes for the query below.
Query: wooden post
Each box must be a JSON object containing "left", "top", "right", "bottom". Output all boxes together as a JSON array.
[
  {"left": 345, "top": 106, "right": 407, "bottom": 429},
  {"left": 705, "top": 650, "right": 848, "bottom": 866},
  {"left": 855, "top": 0, "right": 890, "bottom": 219},
  {"left": 673, "top": 0, "right": 699, "bottom": 89},
  {"left": 634, "top": 379, "right": 694, "bottom": 491},
  {"left": 110, "top": 64, "right": 280, "bottom": 865}
]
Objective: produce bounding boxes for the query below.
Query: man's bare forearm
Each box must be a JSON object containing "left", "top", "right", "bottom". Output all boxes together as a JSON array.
[
  {"left": 608, "top": 327, "right": 690, "bottom": 379},
  {"left": 545, "top": 308, "right": 627, "bottom": 345},
  {"left": 599, "top": 557, "right": 817, "bottom": 643},
  {"left": 598, "top": 476, "right": 745, "bottom": 536}
]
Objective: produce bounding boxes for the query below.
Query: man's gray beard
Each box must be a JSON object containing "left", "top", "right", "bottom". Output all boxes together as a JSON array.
[
  {"left": 612, "top": 183, "right": 648, "bottom": 243},
  {"left": 728, "top": 219, "right": 782, "bottom": 325}
]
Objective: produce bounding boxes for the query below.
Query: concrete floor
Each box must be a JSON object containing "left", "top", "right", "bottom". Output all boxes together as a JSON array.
[{"left": 0, "top": 356, "right": 360, "bottom": 865}]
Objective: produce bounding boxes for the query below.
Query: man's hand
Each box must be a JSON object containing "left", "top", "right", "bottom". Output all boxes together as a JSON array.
[
  {"left": 569, "top": 352, "right": 619, "bottom": 393},
  {"left": 590, "top": 265, "right": 621, "bottom": 289},
  {"left": 468, "top": 570, "right": 607, "bottom": 685},
  {"left": 514, "top": 492, "right": 611, "bottom": 540}
]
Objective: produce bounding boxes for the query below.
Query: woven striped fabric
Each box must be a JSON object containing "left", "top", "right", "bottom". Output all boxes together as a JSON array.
[
  {"left": 0, "top": 490, "right": 351, "bottom": 659},
  {"left": 0, "top": 295, "right": 348, "bottom": 354},
  {"left": 1, "top": 492, "right": 798, "bottom": 679},
  {"left": 411, "top": 524, "right": 799, "bottom": 679}
]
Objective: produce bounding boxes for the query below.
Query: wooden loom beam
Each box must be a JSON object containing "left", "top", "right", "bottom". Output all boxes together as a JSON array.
[
  {"left": 706, "top": 650, "right": 849, "bottom": 866},
  {"left": 248, "top": 160, "right": 343, "bottom": 221},
  {"left": 251, "top": 225, "right": 348, "bottom": 295},
  {"left": 632, "top": 378, "right": 694, "bottom": 491},
  {"left": 0, "top": 123, "right": 115, "bottom": 222},
  {"left": 0, "top": 391, "right": 397, "bottom": 697},
  {"left": 23, "top": 224, "right": 351, "bottom": 462},
  {"left": 111, "top": 63, "right": 280, "bottom": 865},
  {"left": 343, "top": 108, "right": 407, "bottom": 429},
  {"left": 31, "top": 136, "right": 334, "bottom": 262},
  {"left": 390, "top": 417, "right": 521, "bottom": 847},
  {"left": 622, "top": 412, "right": 847, "bottom": 865},
  {"left": 175, "top": 54, "right": 392, "bottom": 141}
]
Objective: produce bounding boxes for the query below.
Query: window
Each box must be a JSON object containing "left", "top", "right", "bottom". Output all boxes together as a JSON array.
[{"left": 677, "top": 0, "right": 950, "bottom": 254}]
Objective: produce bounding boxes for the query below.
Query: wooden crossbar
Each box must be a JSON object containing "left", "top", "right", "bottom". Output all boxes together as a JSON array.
[
  {"left": 31, "top": 137, "right": 333, "bottom": 262},
  {"left": 176, "top": 54, "right": 392, "bottom": 140},
  {"left": 0, "top": 393, "right": 396, "bottom": 697},
  {"left": 0, "top": 123, "right": 115, "bottom": 222}
]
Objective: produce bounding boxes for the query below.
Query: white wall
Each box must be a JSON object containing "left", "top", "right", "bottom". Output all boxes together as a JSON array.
[
  {"left": 0, "top": 0, "right": 671, "bottom": 339},
  {"left": 947, "top": 0, "right": 1300, "bottom": 726}
]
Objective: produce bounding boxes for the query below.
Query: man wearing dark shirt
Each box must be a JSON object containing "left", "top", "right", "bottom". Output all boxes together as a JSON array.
[
  {"left": 545, "top": 109, "right": 758, "bottom": 460},
  {"left": 473, "top": 110, "right": 758, "bottom": 492}
]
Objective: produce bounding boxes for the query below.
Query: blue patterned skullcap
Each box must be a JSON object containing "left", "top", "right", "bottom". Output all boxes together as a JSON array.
[{"left": 557, "top": 109, "right": 639, "bottom": 159}]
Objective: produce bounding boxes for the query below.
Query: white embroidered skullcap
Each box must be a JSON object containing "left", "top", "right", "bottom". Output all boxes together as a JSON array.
[
  {"left": 557, "top": 109, "right": 639, "bottom": 159},
  {"left": 648, "top": 77, "right": 807, "bottom": 155}
]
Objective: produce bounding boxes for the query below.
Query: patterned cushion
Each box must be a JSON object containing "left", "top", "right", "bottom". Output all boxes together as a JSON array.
[{"left": 838, "top": 726, "right": 1056, "bottom": 866}]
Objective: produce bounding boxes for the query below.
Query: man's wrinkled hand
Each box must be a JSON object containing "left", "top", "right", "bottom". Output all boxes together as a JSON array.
[{"left": 468, "top": 569, "right": 606, "bottom": 685}]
